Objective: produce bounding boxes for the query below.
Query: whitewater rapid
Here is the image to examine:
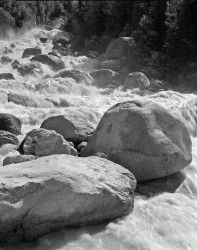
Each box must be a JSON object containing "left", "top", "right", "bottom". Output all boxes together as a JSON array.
[{"left": 1, "top": 27, "right": 197, "bottom": 250}]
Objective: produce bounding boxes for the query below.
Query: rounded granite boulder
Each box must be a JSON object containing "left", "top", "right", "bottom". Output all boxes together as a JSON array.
[{"left": 81, "top": 98, "right": 192, "bottom": 181}]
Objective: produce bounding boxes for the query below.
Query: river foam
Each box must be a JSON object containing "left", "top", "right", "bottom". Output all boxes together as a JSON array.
[{"left": 1, "top": 27, "right": 197, "bottom": 250}]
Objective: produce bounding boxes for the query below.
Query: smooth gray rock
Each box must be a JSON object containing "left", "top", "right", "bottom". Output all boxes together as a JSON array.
[
  {"left": 22, "top": 46, "right": 42, "bottom": 58},
  {"left": 41, "top": 115, "right": 94, "bottom": 145},
  {"left": 81, "top": 98, "right": 192, "bottom": 181},
  {"left": 0, "top": 113, "right": 21, "bottom": 135},
  {"left": 3, "top": 155, "right": 36, "bottom": 166}
]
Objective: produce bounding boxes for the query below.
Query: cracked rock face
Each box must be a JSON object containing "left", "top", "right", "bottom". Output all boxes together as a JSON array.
[
  {"left": 81, "top": 98, "right": 192, "bottom": 181},
  {"left": 0, "top": 154, "right": 136, "bottom": 244}
]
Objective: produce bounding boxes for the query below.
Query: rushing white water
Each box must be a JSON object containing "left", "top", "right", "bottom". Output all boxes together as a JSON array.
[{"left": 1, "top": 27, "right": 197, "bottom": 250}]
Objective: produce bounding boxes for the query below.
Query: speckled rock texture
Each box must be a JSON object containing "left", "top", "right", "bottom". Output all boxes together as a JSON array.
[
  {"left": 0, "top": 154, "right": 136, "bottom": 244},
  {"left": 81, "top": 98, "right": 192, "bottom": 181}
]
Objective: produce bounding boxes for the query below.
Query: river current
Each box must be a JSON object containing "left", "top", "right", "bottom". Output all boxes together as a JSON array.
[{"left": 1, "top": 27, "right": 197, "bottom": 250}]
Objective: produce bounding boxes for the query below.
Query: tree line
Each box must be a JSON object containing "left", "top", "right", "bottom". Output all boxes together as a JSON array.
[{"left": 0, "top": 0, "right": 197, "bottom": 82}]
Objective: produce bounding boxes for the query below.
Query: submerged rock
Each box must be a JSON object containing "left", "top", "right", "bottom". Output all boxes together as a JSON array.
[
  {"left": 0, "top": 73, "right": 14, "bottom": 80},
  {"left": 0, "top": 113, "right": 21, "bottom": 135},
  {"left": 54, "top": 69, "right": 91, "bottom": 84},
  {"left": 41, "top": 115, "right": 94, "bottom": 145},
  {"left": 124, "top": 72, "right": 150, "bottom": 90},
  {"left": 0, "top": 154, "right": 136, "bottom": 244},
  {"left": 8, "top": 92, "right": 53, "bottom": 108},
  {"left": 0, "top": 130, "right": 19, "bottom": 147},
  {"left": 17, "top": 62, "right": 43, "bottom": 76},
  {"left": 30, "top": 54, "right": 65, "bottom": 71},
  {"left": 81, "top": 98, "right": 192, "bottom": 181},
  {"left": 40, "top": 37, "right": 47, "bottom": 43},
  {"left": 11, "top": 60, "right": 20, "bottom": 70},
  {"left": 22, "top": 46, "right": 42, "bottom": 59},
  {"left": 0, "top": 55, "right": 12, "bottom": 64},
  {"left": 90, "top": 69, "right": 117, "bottom": 87},
  {"left": 19, "top": 128, "right": 77, "bottom": 157}
]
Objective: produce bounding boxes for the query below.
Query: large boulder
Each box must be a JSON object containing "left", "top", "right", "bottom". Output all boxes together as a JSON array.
[
  {"left": 22, "top": 46, "right": 42, "bottom": 59},
  {"left": 8, "top": 93, "right": 53, "bottom": 108},
  {"left": 90, "top": 69, "right": 117, "bottom": 88},
  {"left": 30, "top": 54, "right": 65, "bottom": 71},
  {"left": 41, "top": 115, "right": 94, "bottom": 145},
  {"left": 0, "top": 130, "right": 19, "bottom": 147},
  {"left": 81, "top": 98, "right": 192, "bottom": 181},
  {"left": 124, "top": 72, "right": 150, "bottom": 90},
  {"left": 19, "top": 128, "right": 77, "bottom": 157},
  {"left": 54, "top": 69, "right": 91, "bottom": 85},
  {"left": 105, "top": 37, "right": 135, "bottom": 59},
  {"left": 0, "top": 113, "right": 21, "bottom": 135},
  {"left": 0, "top": 154, "right": 136, "bottom": 244}
]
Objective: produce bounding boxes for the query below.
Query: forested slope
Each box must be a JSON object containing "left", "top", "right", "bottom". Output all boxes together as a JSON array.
[{"left": 1, "top": 0, "right": 197, "bottom": 86}]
